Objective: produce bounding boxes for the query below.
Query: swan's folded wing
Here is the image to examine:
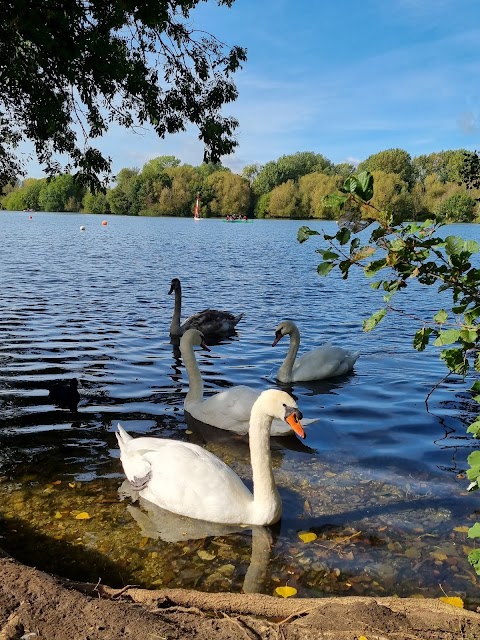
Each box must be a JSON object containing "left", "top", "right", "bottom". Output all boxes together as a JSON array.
[
  {"left": 294, "top": 343, "right": 358, "bottom": 379},
  {"left": 196, "top": 386, "right": 260, "bottom": 432},
  {"left": 141, "top": 443, "right": 253, "bottom": 521}
]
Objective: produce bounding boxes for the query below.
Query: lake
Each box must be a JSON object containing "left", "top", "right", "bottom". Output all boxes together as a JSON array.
[{"left": 1, "top": 211, "right": 480, "bottom": 605}]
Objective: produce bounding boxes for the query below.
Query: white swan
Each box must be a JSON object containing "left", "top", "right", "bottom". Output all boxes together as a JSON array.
[
  {"left": 116, "top": 389, "right": 305, "bottom": 526},
  {"left": 169, "top": 277, "right": 244, "bottom": 338},
  {"left": 272, "top": 320, "right": 360, "bottom": 383},
  {"left": 180, "top": 328, "right": 315, "bottom": 436}
]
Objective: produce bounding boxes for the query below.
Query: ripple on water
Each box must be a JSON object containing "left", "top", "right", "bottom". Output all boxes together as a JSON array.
[{"left": 1, "top": 214, "right": 480, "bottom": 606}]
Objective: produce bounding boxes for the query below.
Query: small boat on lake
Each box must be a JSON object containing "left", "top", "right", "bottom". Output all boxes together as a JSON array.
[{"left": 224, "top": 215, "right": 252, "bottom": 223}]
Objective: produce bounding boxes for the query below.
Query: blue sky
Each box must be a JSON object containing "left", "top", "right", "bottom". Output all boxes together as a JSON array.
[{"left": 23, "top": 0, "right": 480, "bottom": 180}]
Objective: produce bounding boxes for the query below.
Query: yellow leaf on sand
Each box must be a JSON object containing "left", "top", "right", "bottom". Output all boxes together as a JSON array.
[
  {"left": 358, "top": 636, "right": 369, "bottom": 640},
  {"left": 68, "top": 483, "right": 75, "bottom": 488},
  {"left": 75, "top": 512, "right": 91, "bottom": 520},
  {"left": 53, "top": 480, "right": 62, "bottom": 485},
  {"left": 439, "top": 596, "right": 464, "bottom": 608},
  {"left": 298, "top": 532, "right": 317, "bottom": 543},
  {"left": 275, "top": 586, "right": 297, "bottom": 598},
  {"left": 54, "top": 511, "right": 63, "bottom": 519},
  {"left": 454, "top": 526, "right": 469, "bottom": 533}
]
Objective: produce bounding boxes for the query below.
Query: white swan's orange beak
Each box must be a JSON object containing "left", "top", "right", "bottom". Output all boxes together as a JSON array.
[{"left": 286, "top": 412, "right": 305, "bottom": 439}]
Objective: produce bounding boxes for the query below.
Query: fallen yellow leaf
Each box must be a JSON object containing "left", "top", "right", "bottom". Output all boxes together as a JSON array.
[
  {"left": 298, "top": 532, "right": 317, "bottom": 543},
  {"left": 53, "top": 480, "right": 62, "bottom": 485},
  {"left": 358, "top": 636, "right": 369, "bottom": 640},
  {"left": 185, "top": 430, "right": 193, "bottom": 434},
  {"left": 275, "top": 586, "right": 297, "bottom": 598},
  {"left": 439, "top": 596, "right": 464, "bottom": 608},
  {"left": 68, "top": 482, "right": 75, "bottom": 488},
  {"left": 430, "top": 551, "right": 448, "bottom": 561},
  {"left": 197, "top": 550, "right": 216, "bottom": 561},
  {"left": 54, "top": 511, "right": 63, "bottom": 519},
  {"left": 75, "top": 512, "right": 91, "bottom": 520},
  {"left": 454, "top": 526, "right": 469, "bottom": 533}
]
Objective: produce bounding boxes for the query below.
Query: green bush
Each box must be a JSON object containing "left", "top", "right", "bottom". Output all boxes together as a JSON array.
[{"left": 436, "top": 192, "right": 477, "bottom": 222}]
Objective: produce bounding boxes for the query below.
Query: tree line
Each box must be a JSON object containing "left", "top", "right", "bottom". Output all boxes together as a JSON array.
[{"left": 2, "top": 148, "right": 480, "bottom": 222}]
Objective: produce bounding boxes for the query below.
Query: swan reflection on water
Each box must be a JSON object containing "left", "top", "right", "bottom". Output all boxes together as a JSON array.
[{"left": 120, "top": 480, "right": 272, "bottom": 594}]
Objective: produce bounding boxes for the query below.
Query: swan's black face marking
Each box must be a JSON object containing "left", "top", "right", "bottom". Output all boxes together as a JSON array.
[
  {"left": 272, "top": 328, "right": 284, "bottom": 347},
  {"left": 283, "top": 404, "right": 305, "bottom": 439},
  {"left": 131, "top": 472, "right": 151, "bottom": 491},
  {"left": 284, "top": 404, "right": 303, "bottom": 422},
  {"left": 200, "top": 335, "right": 211, "bottom": 352},
  {"left": 169, "top": 278, "right": 180, "bottom": 295}
]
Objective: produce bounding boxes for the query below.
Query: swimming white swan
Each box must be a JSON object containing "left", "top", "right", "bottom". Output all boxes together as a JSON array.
[
  {"left": 272, "top": 320, "right": 360, "bottom": 383},
  {"left": 180, "top": 328, "right": 314, "bottom": 436},
  {"left": 116, "top": 389, "right": 305, "bottom": 526},
  {"left": 169, "top": 277, "right": 244, "bottom": 338}
]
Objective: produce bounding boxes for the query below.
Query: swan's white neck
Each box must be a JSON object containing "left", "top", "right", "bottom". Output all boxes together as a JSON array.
[
  {"left": 181, "top": 338, "right": 204, "bottom": 405},
  {"left": 277, "top": 326, "right": 300, "bottom": 383},
  {"left": 170, "top": 285, "right": 183, "bottom": 335},
  {"left": 248, "top": 403, "right": 281, "bottom": 525}
]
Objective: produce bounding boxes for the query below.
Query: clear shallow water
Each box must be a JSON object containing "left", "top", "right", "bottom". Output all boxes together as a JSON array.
[{"left": 1, "top": 212, "right": 480, "bottom": 604}]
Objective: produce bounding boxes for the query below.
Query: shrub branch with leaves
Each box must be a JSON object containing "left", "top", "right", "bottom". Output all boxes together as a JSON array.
[{"left": 297, "top": 170, "right": 480, "bottom": 574}]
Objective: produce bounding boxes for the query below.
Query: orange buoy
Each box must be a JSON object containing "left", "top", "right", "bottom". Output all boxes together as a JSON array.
[{"left": 102, "top": 220, "right": 108, "bottom": 226}]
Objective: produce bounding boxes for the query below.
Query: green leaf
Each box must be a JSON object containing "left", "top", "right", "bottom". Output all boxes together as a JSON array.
[
  {"left": 452, "top": 304, "right": 467, "bottom": 314},
  {"left": 363, "top": 308, "right": 387, "bottom": 332},
  {"left": 370, "top": 281, "right": 382, "bottom": 290},
  {"left": 323, "top": 193, "right": 348, "bottom": 209},
  {"left": 471, "top": 381, "right": 480, "bottom": 393},
  {"left": 460, "top": 328, "right": 478, "bottom": 344},
  {"left": 465, "top": 307, "right": 480, "bottom": 324},
  {"left": 316, "top": 249, "right": 339, "bottom": 260},
  {"left": 467, "top": 418, "right": 480, "bottom": 437},
  {"left": 297, "top": 226, "right": 320, "bottom": 244},
  {"left": 343, "top": 176, "right": 358, "bottom": 195},
  {"left": 355, "top": 171, "right": 374, "bottom": 201},
  {"left": 468, "top": 548, "right": 480, "bottom": 575},
  {"left": 317, "top": 262, "right": 335, "bottom": 276},
  {"left": 413, "top": 327, "right": 432, "bottom": 351},
  {"left": 467, "top": 451, "right": 480, "bottom": 481},
  {"left": 434, "top": 309, "right": 448, "bottom": 324},
  {"left": 433, "top": 329, "right": 460, "bottom": 346},
  {"left": 364, "top": 259, "right": 387, "bottom": 277},
  {"left": 336, "top": 228, "right": 351, "bottom": 245},
  {"left": 440, "top": 348, "right": 468, "bottom": 375},
  {"left": 464, "top": 239, "right": 479, "bottom": 254},
  {"left": 468, "top": 523, "right": 480, "bottom": 539},
  {"left": 339, "top": 259, "right": 352, "bottom": 278},
  {"left": 445, "top": 235, "right": 465, "bottom": 256}
]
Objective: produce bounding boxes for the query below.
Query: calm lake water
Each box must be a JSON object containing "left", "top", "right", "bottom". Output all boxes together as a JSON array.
[{"left": 1, "top": 211, "right": 480, "bottom": 605}]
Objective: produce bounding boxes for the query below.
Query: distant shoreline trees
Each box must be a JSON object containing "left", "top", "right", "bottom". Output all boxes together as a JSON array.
[{"left": 2, "top": 148, "right": 479, "bottom": 222}]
